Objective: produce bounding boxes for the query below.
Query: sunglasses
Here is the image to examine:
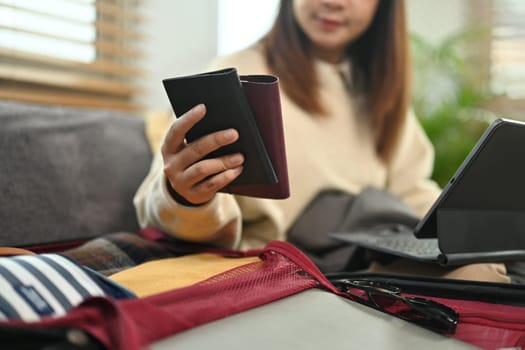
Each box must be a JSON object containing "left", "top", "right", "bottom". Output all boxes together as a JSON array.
[{"left": 331, "top": 278, "right": 459, "bottom": 335}]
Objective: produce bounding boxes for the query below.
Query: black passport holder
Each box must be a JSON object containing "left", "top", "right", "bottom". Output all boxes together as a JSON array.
[{"left": 162, "top": 67, "right": 289, "bottom": 199}]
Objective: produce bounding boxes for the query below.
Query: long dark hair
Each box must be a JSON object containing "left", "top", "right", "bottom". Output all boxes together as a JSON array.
[{"left": 261, "top": 0, "right": 410, "bottom": 163}]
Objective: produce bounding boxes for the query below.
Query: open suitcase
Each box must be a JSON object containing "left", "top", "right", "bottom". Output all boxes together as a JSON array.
[
  {"left": 3, "top": 102, "right": 525, "bottom": 349},
  {"left": 2, "top": 239, "right": 525, "bottom": 350}
]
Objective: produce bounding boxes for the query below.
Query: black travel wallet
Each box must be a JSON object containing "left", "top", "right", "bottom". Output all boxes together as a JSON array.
[{"left": 162, "top": 68, "right": 278, "bottom": 190}]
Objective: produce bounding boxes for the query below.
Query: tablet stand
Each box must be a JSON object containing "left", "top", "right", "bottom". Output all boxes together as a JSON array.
[{"left": 436, "top": 208, "right": 525, "bottom": 265}]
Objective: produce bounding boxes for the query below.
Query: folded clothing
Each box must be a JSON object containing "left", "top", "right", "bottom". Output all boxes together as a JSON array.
[
  {"left": 109, "top": 253, "right": 261, "bottom": 297},
  {"left": 0, "top": 254, "right": 135, "bottom": 322},
  {"left": 61, "top": 232, "right": 174, "bottom": 276}
]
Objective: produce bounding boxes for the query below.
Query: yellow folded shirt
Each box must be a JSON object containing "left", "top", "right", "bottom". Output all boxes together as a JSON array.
[{"left": 109, "top": 253, "right": 260, "bottom": 297}]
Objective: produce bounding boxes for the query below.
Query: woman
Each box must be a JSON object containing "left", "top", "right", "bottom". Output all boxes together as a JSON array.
[{"left": 134, "top": 0, "right": 509, "bottom": 281}]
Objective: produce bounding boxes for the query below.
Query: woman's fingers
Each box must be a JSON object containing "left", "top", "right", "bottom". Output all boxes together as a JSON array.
[
  {"left": 163, "top": 127, "right": 242, "bottom": 186},
  {"left": 184, "top": 153, "right": 244, "bottom": 184},
  {"left": 183, "top": 165, "right": 244, "bottom": 203},
  {"left": 162, "top": 103, "right": 240, "bottom": 169},
  {"left": 177, "top": 128, "right": 239, "bottom": 166},
  {"left": 162, "top": 104, "right": 206, "bottom": 156},
  {"left": 160, "top": 103, "right": 246, "bottom": 204},
  {"left": 166, "top": 152, "right": 244, "bottom": 192},
  {"left": 165, "top": 152, "right": 240, "bottom": 186}
]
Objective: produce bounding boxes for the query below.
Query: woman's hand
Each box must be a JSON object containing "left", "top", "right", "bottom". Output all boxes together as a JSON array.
[{"left": 161, "top": 104, "right": 244, "bottom": 205}]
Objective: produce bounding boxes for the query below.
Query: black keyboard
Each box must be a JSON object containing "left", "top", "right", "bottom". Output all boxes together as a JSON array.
[
  {"left": 368, "top": 234, "right": 440, "bottom": 258},
  {"left": 330, "top": 230, "right": 440, "bottom": 259}
]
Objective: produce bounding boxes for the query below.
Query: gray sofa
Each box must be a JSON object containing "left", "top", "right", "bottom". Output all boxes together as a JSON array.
[{"left": 0, "top": 101, "right": 153, "bottom": 248}]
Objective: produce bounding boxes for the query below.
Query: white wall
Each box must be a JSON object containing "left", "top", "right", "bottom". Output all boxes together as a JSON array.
[
  {"left": 139, "top": 0, "right": 218, "bottom": 111},
  {"left": 217, "top": 0, "right": 279, "bottom": 56},
  {"left": 140, "top": 0, "right": 468, "bottom": 111},
  {"left": 406, "top": 0, "right": 468, "bottom": 44}
]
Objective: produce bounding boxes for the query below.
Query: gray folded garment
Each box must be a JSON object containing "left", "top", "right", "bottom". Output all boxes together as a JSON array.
[{"left": 287, "top": 187, "right": 419, "bottom": 273}]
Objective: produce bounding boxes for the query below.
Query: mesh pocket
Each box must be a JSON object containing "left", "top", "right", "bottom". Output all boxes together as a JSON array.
[{"left": 144, "top": 248, "right": 319, "bottom": 327}]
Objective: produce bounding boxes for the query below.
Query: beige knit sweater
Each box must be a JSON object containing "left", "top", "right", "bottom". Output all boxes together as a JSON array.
[{"left": 133, "top": 45, "right": 441, "bottom": 250}]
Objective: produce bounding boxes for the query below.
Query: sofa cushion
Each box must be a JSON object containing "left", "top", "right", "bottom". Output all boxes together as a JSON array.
[{"left": 0, "top": 101, "right": 153, "bottom": 247}]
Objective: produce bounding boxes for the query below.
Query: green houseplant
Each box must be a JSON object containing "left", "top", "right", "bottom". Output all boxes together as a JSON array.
[{"left": 410, "top": 30, "right": 496, "bottom": 187}]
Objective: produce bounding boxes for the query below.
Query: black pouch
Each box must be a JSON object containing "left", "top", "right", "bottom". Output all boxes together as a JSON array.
[{"left": 0, "top": 325, "right": 105, "bottom": 350}]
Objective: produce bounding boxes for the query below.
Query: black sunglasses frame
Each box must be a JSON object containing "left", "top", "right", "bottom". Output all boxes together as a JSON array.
[{"left": 331, "top": 278, "right": 459, "bottom": 335}]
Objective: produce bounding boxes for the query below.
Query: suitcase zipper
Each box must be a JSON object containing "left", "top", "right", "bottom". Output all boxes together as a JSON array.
[{"left": 263, "top": 241, "right": 344, "bottom": 294}]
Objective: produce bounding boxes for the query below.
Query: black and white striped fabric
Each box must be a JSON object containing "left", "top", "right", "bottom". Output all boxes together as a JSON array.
[{"left": 0, "top": 254, "right": 132, "bottom": 321}]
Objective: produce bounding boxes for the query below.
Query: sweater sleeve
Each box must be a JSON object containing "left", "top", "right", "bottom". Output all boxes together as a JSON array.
[
  {"left": 133, "top": 51, "right": 267, "bottom": 249},
  {"left": 133, "top": 150, "right": 243, "bottom": 249},
  {"left": 386, "top": 110, "right": 442, "bottom": 217}
]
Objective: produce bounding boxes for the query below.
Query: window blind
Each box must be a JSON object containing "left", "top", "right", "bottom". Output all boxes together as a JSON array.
[
  {"left": 490, "top": 0, "right": 525, "bottom": 100},
  {"left": 0, "top": 0, "right": 144, "bottom": 112},
  {"left": 470, "top": 0, "right": 525, "bottom": 118}
]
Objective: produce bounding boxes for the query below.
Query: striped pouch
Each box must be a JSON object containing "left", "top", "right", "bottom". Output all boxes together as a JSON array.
[{"left": 0, "top": 254, "right": 135, "bottom": 321}]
